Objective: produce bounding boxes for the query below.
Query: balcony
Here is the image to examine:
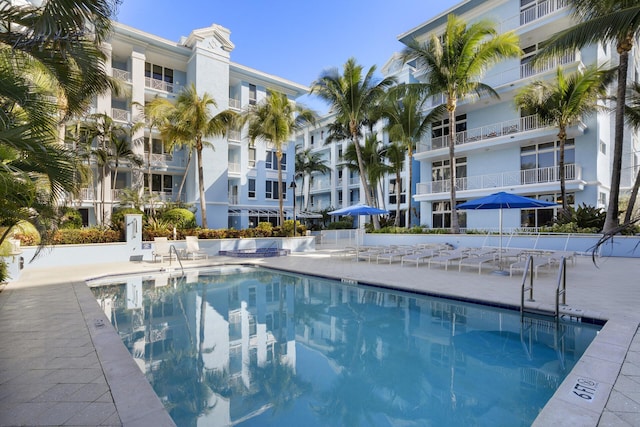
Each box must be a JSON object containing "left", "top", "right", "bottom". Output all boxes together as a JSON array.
[
  {"left": 228, "top": 162, "right": 240, "bottom": 174},
  {"left": 80, "top": 188, "right": 94, "bottom": 200},
  {"left": 229, "top": 195, "right": 239, "bottom": 205},
  {"left": 416, "top": 164, "right": 581, "bottom": 195},
  {"left": 349, "top": 176, "right": 360, "bottom": 186},
  {"left": 228, "top": 130, "right": 242, "bottom": 142},
  {"left": 521, "top": 50, "right": 579, "bottom": 79},
  {"left": 111, "top": 108, "right": 130, "bottom": 123},
  {"left": 151, "top": 191, "right": 182, "bottom": 202},
  {"left": 310, "top": 180, "right": 332, "bottom": 193},
  {"left": 145, "top": 77, "right": 174, "bottom": 93},
  {"left": 112, "top": 68, "right": 131, "bottom": 83},
  {"left": 145, "top": 152, "right": 173, "bottom": 166},
  {"left": 501, "top": 0, "right": 569, "bottom": 30},
  {"left": 229, "top": 98, "right": 241, "bottom": 110},
  {"left": 418, "top": 114, "right": 552, "bottom": 153}
]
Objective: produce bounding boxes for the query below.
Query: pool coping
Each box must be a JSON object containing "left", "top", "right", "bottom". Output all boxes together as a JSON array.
[{"left": 78, "top": 261, "right": 637, "bottom": 427}]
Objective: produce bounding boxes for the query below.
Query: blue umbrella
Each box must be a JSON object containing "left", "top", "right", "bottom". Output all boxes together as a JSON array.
[
  {"left": 329, "top": 204, "right": 389, "bottom": 216},
  {"left": 456, "top": 192, "right": 557, "bottom": 266}
]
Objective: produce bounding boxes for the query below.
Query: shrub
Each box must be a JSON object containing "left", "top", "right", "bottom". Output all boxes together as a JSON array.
[
  {"left": 59, "top": 208, "right": 83, "bottom": 229},
  {"left": 254, "top": 222, "right": 273, "bottom": 237},
  {"left": 8, "top": 221, "right": 41, "bottom": 246},
  {"left": 52, "top": 228, "right": 121, "bottom": 244},
  {"left": 556, "top": 204, "right": 606, "bottom": 231},
  {"left": 327, "top": 217, "right": 354, "bottom": 230},
  {"left": 161, "top": 208, "right": 197, "bottom": 229},
  {"left": 111, "top": 208, "right": 145, "bottom": 232}
]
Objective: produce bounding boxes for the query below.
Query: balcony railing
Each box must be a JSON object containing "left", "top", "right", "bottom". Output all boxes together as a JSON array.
[
  {"left": 151, "top": 191, "right": 181, "bottom": 202},
  {"left": 145, "top": 77, "right": 174, "bottom": 93},
  {"left": 520, "top": 0, "right": 568, "bottom": 26},
  {"left": 145, "top": 153, "right": 173, "bottom": 164},
  {"left": 420, "top": 114, "right": 551, "bottom": 152},
  {"left": 229, "top": 195, "right": 239, "bottom": 205},
  {"left": 112, "top": 189, "right": 125, "bottom": 200},
  {"left": 229, "top": 98, "right": 241, "bottom": 110},
  {"left": 310, "top": 180, "right": 332, "bottom": 192},
  {"left": 111, "top": 108, "right": 130, "bottom": 122},
  {"left": 80, "top": 188, "right": 94, "bottom": 200},
  {"left": 521, "top": 50, "right": 578, "bottom": 79},
  {"left": 349, "top": 177, "right": 360, "bottom": 186},
  {"left": 112, "top": 68, "right": 131, "bottom": 82},
  {"left": 228, "top": 162, "right": 240, "bottom": 174},
  {"left": 228, "top": 130, "right": 242, "bottom": 141},
  {"left": 416, "top": 164, "right": 580, "bottom": 195}
]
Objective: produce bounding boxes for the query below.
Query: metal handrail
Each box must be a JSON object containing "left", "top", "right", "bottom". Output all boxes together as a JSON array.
[
  {"left": 168, "top": 245, "right": 184, "bottom": 275},
  {"left": 520, "top": 256, "right": 535, "bottom": 321},
  {"left": 555, "top": 256, "right": 567, "bottom": 319}
]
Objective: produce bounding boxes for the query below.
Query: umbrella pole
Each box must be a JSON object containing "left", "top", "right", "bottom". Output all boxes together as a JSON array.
[{"left": 492, "top": 208, "right": 509, "bottom": 275}]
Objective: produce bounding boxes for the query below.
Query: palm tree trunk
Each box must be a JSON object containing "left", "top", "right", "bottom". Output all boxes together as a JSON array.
[
  {"left": 395, "top": 169, "right": 401, "bottom": 227},
  {"left": 177, "top": 153, "right": 192, "bottom": 203},
  {"left": 408, "top": 146, "right": 414, "bottom": 228},
  {"left": 624, "top": 166, "right": 640, "bottom": 225},
  {"left": 196, "top": 140, "right": 207, "bottom": 229},
  {"left": 352, "top": 135, "right": 380, "bottom": 229},
  {"left": 604, "top": 46, "right": 630, "bottom": 233},
  {"left": 448, "top": 102, "right": 460, "bottom": 234},
  {"left": 558, "top": 127, "right": 567, "bottom": 213},
  {"left": 276, "top": 149, "right": 285, "bottom": 227}
]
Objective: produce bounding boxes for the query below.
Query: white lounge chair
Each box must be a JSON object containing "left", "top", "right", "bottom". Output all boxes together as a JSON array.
[
  {"left": 153, "top": 237, "right": 176, "bottom": 263},
  {"left": 185, "top": 236, "right": 208, "bottom": 260},
  {"left": 509, "top": 257, "right": 551, "bottom": 277},
  {"left": 401, "top": 248, "right": 439, "bottom": 267},
  {"left": 458, "top": 255, "right": 498, "bottom": 274},
  {"left": 428, "top": 250, "right": 469, "bottom": 270},
  {"left": 377, "top": 247, "right": 414, "bottom": 264}
]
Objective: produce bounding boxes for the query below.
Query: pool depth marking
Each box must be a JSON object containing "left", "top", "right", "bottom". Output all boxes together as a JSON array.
[{"left": 572, "top": 378, "right": 598, "bottom": 402}]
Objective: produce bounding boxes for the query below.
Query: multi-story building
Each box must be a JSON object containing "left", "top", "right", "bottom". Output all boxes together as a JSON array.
[
  {"left": 72, "top": 22, "right": 308, "bottom": 228},
  {"left": 299, "top": 0, "right": 640, "bottom": 231}
]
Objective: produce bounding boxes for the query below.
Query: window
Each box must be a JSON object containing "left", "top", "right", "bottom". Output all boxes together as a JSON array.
[
  {"left": 248, "top": 147, "right": 256, "bottom": 167},
  {"left": 431, "top": 157, "right": 467, "bottom": 192},
  {"left": 431, "top": 115, "right": 466, "bottom": 148},
  {"left": 248, "top": 179, "right": 256, "bottom": 198},
  {"left": 265, "top": 180, "right": 285, "bottom": 200},
  {"left": 310, "top": 135, "right": 315, "bottom": 146},
  {"left": 389, "top": 178, "right": 406, "bottom": 204},
  {"left": 265, "top": 151, "right": 286, "bottom": 171},
  {"left": 600, "top": 140, "right": 607, "bottom": 155},
  {"left": 145, "top": 62, "right": 174, "bottom": 83},
  {"left": 145, "top": 174, "right": 173, "bottom": 193},
  {"left": 520, "top": 140, "right": 575, "bottom": 184},
  {"left": 249, "top": 84, "right": 256, "bottom": 105},
  {"left": 338, "top": 191, "right": 343, "bottom": 204},
  {"left": 521, "top": 193, "right": 572, "bottom": 227},
  {"left": 432, "top": 201, "right": 466, "bottom": 229}
]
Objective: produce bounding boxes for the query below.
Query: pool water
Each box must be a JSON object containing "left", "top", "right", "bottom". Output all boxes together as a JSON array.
[{"left": 89, "top": 266, "right": 601, "bottom": 427}]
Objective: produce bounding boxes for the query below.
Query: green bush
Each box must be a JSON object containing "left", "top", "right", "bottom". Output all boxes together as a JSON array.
[
  {"left": 0, "top": 260, "right": 7, "bottom": 283},
  {"left": 556, "top": 204, "right": 606, "bottom": 231},
  {"left": 111, "top": 208, "right": 145, "bottom": 232},
  {"left": 59, "top": 208, "right": 83, "bottom": 229},
  {"left": 52, "top": 228, "right": 121, "bottom": 244},
  {"left": 254, "top": 222, "right": 273, "bottom": 237},
  {"left": 327, "top": 217, "right": 354, "bottom": 230},
  {"left": 161, "top": 208, "right": 197, "bottom": 229},
  {"left": 281, "top": 220, "right": 306, "bottom": 237}
]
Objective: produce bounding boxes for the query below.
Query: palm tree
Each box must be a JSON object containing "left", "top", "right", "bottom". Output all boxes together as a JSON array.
[
  {"left": 0, "top": 0, "right": 117, "bottom": 245},
  {"left": 111, "top": 136, "right": 144, "bottom": 192},
  {"left": 514, "top": 65, "right": 611, "bottom": 214},
  {"left": 623, "top": 82, "right": 640, "bottom": 223},
  {"left": 295, "top": 147, "right": 331, "bottom": 211},
  {"left": 342, "top": 135, "right": 390, "bottom": 213},
  {"left": 402, "top": 14, "right": 521, "bottom": 233},
  {"left": 538, "top": 1, "right": 640, "bottom": 232},
  {"left": 378, "top": 84, "right": 446, "bottom": 227},
  {"left": 242, "top": 91, "right": 315, "bottom": 226},
  {"left": 311, "top": 58, "right": 396, "bottom": 229},
  {"left": 383, "top": 142, "right": 406, "bottom": 226},
  {"left": 159, "top": 83, "right": 236, "bottom": 229}
]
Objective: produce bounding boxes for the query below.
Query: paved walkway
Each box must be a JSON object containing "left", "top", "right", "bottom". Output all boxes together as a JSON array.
[{"left": 0, "top": 251, "right": 638, "bottom": 426}]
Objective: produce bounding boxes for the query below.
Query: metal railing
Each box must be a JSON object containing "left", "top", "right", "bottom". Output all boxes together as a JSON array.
[
  {"left": 520, "top": 0, "right": 568, "bottom": 25},
  {"left": 229, "top": 98, "right": 241, "bottom": 110},
  {"left": 417, "top": 164, "right": 580, "bottom": 195},
  {"left": 521, "top": 50, "right": 578, "bottom": 79},
  {"left": 228, "top": 162, "right": 240, "bottom": 174},
  {"left": 520, "top": 256, "right": 536, "bottom": 321},
  {"left": 145, "top": 77, "right": 174, "bottom": 93}
]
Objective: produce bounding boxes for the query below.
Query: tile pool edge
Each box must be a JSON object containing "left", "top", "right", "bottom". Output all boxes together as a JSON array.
[{"left": 73, "top": 281, "right": 176, "bottom": 426}]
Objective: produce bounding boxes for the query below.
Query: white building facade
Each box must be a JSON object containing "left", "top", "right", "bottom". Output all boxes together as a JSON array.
[
  {"left": 73, "top": 22, "right": 308, "bottom": 229},
  {"left": 298, "top": 0, "right": 640, "bottom": 231}
]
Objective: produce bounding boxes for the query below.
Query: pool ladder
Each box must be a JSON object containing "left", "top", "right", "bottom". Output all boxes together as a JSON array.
[
  {"left": 520, "top": 255, "right": 567, "bottom": 322},
  {"left": 168, "top": 245, "right": 185, "bottom": 276}
]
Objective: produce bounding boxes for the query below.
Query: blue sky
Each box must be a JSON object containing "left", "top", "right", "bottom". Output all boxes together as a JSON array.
[{"left": 116, "top": 0, "right": 461, "bottom": 112}]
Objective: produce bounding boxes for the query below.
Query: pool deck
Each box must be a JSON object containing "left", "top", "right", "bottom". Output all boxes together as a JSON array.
[{"left": 0, "top": 250, "right": 639, "bottom": 426}]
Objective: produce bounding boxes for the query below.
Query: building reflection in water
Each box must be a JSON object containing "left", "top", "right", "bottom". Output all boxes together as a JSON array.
[{"left": 90, "top": 266, "right": 599, "bottom": 427}]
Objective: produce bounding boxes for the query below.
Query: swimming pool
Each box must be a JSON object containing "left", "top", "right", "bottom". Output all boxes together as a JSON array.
[{"left": 88, "top": 266, "right": 601, "bottom": 426}]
